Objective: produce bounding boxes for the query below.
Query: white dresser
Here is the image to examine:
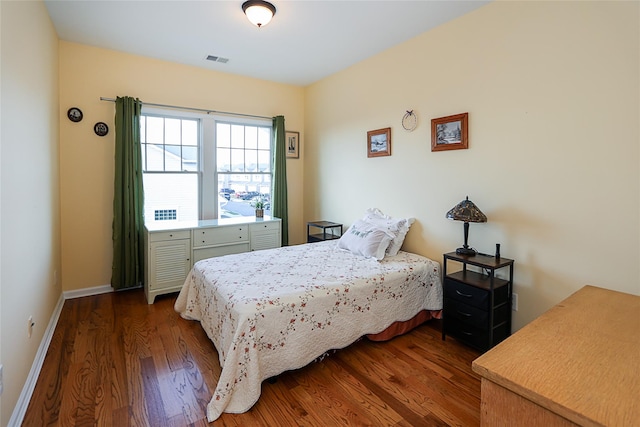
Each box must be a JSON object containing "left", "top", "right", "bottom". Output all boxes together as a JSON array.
[{"left": 144, "top": 216, "right": 281, "bottom": 303}]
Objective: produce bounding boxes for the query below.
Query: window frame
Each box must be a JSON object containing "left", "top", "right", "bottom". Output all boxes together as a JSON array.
[{"left": 140, "top": 107, "right": 273, "bottom": 223}]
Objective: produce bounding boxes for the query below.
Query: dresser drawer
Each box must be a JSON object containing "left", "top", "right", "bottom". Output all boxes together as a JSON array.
[
  {"left": 250, "top": 221, "right": 280, "bottom": 232},
  {"left": 192, "top": 226, "right": 248, "bottom": 247},
  {"left": 192, "top": 243, "right": 250, "bottom": 263},
  {"left": 148, "top": 230, "right": 191, "bottom": 242}
]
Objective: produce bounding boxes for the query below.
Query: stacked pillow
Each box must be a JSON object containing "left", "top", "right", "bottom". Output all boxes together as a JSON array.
[
  {"left": 336, "top": 219, "right": 395, "bottom": 260},
  {"left": 337, "top": 208, "right": 415, "bottom": 260},
  {"left": 362, "top": 208, "right": 415, "bottom": 256}
]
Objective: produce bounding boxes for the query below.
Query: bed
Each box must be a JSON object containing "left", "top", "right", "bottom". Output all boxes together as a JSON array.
[{"left": 175, "top": 238, "right": 443, "bottom": 422}]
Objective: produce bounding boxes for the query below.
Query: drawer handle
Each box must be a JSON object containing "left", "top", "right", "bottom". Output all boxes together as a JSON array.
[
  {"left": 456, "top": 290, "right": 474, "bottom": 298},
  {"left": 461, "top": 330, "right": 474, "bottom": 336},
  {"left": 169, "top": 234, "right": 173, "bottom": 237},
  {"left": 457, "top": 310, "right": 472, "bottom": 317}
]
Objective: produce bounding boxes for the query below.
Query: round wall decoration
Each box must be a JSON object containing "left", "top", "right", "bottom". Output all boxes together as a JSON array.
[
  {"left": 94, "top": 122, "right": 109, "bottom": 137},
  {"left": 402, "top": 110, "right": 417, "bottom": 131},
  {"left": 67, "top": 107, "right": 83, "bottom": 122}
]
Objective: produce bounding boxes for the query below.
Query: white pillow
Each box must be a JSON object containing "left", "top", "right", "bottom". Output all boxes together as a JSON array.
[
  {"left": 362, "top": 208, "right": 415, "bottom": 256},
  {"left": 337, "top": 219, "right": 395, "bottom": 260}
]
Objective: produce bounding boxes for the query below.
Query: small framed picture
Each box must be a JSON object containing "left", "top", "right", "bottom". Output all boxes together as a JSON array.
[
  {"left": 286, "top": 131, "right": 300, "bottom": 158},
  {"left": 431, "top": 113, "right": 468, "bottom": 152},
  {"left": 367, "top": 127, "right": 391, "bottom": 157}
]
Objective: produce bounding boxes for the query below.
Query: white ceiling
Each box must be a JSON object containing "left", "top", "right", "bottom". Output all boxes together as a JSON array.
[{"left": 44, "top": 0, "right": 490, "bottom": 87}]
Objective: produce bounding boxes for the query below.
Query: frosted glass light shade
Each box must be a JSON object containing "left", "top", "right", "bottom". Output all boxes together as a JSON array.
[{"left": 242, "top": 1, "right": 276, "bottom": 28}]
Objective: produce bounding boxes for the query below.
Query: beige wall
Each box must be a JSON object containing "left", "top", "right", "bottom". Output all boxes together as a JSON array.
[
  {"left": 1, "top": 0, "right": 638, "bottom": 422},
  {"left": 0, "top": 1, "right": 61, "bottom": 424},
  {"left": 59, "top": 43, "right": 305, "bottom": 291},
  {"left": 304, "top": 1, "right": 639, "bottom": 330}
]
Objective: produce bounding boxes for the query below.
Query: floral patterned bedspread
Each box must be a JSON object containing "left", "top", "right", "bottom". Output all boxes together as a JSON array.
[{"left": 174, "top": 241, "right": 442, "bottom": 422}]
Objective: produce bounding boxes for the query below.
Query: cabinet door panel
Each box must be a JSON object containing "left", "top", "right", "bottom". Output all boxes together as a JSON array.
[{"left": 149, "top": 239, "right": 191, "bottom": 289}]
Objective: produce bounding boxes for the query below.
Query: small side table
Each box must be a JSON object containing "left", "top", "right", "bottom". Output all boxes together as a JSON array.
[
  {"left": 307, "top": 221, "right": 343, "bottom": 243},
  {"left": 442, "top": 251, "right": 514, "bottom": 352}
]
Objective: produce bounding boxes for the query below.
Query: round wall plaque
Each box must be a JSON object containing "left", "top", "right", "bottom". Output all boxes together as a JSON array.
[
  {"left": 67, "top": 107, "right": 83, "bottom": 122},
  {"left": 94, "top": 122, "right": 109, "bottom": 137}
]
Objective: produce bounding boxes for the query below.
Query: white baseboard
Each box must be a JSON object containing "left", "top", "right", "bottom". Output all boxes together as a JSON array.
[
  {"left": 8, "top": 293, "right": 65, "bottom": 427},
  {"left": 63, "top": 284, "right": 114, "bottom": 300},
  {"left": 8, "top": 284, "right": 114, "bottom": 426}
]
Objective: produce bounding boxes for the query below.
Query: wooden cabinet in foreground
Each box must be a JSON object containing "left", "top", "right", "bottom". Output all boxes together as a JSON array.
[{"left": 472, "top": 285, "right": 639, "bottom": 426}]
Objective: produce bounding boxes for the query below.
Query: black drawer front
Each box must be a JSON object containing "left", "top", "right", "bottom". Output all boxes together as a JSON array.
[
  {"left": 444, "top": 318, "right": 489, "bottom": 350},
  {"left": 444, "top": 278, "right": 489, "bottom": 309},
  {"left": 444, "top": 299, "right": 488, "bottom": 327},
  {"left": 445, "top": 318, "right": 510, "bottom": 351},
  {"left": 445, "top": 277, "right": 510, "bottom": 309}
]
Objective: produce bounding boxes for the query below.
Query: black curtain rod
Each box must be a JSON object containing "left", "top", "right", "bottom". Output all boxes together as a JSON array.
[{"left": 99, "top": 97, "right": 272, "bottom": 120}]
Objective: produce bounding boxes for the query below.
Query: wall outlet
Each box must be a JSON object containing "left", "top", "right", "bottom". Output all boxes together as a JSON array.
[
  {"left": 0, "top": 364, "right": 4, "bottom": 396},
  {"left": 512, "top": 293, "right": 519, "bottom": 311},
  {"left": 28, "top": 315, "right": 34, "bottom": 338}
]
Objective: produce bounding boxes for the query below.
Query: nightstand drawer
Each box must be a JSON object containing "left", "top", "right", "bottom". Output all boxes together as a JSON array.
[
  {"left": 444, "top": 299, "right": 488, "bottom": 327},
  {"left": 445, "top": 299, "right": 510, "bottom": 329},
  {"left": 444, "top": 319, "right": 489, "bottom": 349},
  {"left": 445, "top": 318, "right": 510, "bottom": 351},
  {"left": 444, "top": 278, "right": 490, "bottom": 309},
  {"left": 445, "top": 277, "right": 509, "bottom": 309}
]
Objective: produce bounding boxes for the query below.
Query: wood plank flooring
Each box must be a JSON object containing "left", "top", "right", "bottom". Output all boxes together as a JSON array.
[{"left": 23, "top": 289, "right": 481, "bottom": 426}]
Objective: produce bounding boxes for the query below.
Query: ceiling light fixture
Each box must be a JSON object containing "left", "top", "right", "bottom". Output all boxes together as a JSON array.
[{"left": 242, "top": 0, "right": 276, "bottom": 28}]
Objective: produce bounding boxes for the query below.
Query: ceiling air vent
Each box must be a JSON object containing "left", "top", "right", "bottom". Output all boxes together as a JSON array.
[{"left": 206, "top": 55, "right": 229, "bottom": 64}]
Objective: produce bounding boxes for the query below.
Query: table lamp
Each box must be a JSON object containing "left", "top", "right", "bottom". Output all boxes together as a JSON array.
[{"left": 446, "top": 196, "right": 487, "bottom": 256}]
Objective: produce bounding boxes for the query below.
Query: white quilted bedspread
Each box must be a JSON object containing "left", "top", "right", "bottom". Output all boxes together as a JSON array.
[{"left": 174, "top": 241, "right": 442, "bottom": 422}]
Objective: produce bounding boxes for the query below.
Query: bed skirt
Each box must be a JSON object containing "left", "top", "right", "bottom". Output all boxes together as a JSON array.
[{"left": 366, "top": 309, "right": 442, "bottom": 341}]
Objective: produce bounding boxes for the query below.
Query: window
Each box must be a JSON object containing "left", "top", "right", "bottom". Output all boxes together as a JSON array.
[
  {"left": 215, "top": 122, "right": 272, "bottom": 218},
  {"left": 140, "top": 114, "right": 199, "bottom": 225},
  {"left": 140, "top": 110, "right": 272, "bottom": 225}
]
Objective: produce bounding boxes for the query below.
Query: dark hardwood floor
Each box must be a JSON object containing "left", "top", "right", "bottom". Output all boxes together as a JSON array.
[{"left": 23, "top": 289, "right": 481, "bottom": 426}]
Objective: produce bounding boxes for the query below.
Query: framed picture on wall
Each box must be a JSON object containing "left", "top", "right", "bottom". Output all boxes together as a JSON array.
[
  {"left": 367, "top": 127, "right": 391, "bottom": 157},
  {"left": 286, "top": 131, "right": 300, "bottom": 158},
  {"left": 431, "top": 112, "right": 468, "bottom": 152}
]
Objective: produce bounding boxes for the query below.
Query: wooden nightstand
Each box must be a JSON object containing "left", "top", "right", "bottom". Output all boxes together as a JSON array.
[
  {"left": 307, "top": 221, "right": 343, "bottom": 243},
  {"left": 442, "top": 251, "right": 514, "bottom": 352}
]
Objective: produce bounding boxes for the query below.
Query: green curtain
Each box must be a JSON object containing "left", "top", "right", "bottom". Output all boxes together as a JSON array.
[
  {"left": 111, "top": 96, "right": 144, "bottom": 290},
  {"left": 272, "top": 116, "right": 289, "bottom": 246}
]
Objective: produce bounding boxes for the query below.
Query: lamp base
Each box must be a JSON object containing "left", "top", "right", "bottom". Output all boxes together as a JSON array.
[{"left": 456, "top": 247, "right": 477, "bottom": 256}]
